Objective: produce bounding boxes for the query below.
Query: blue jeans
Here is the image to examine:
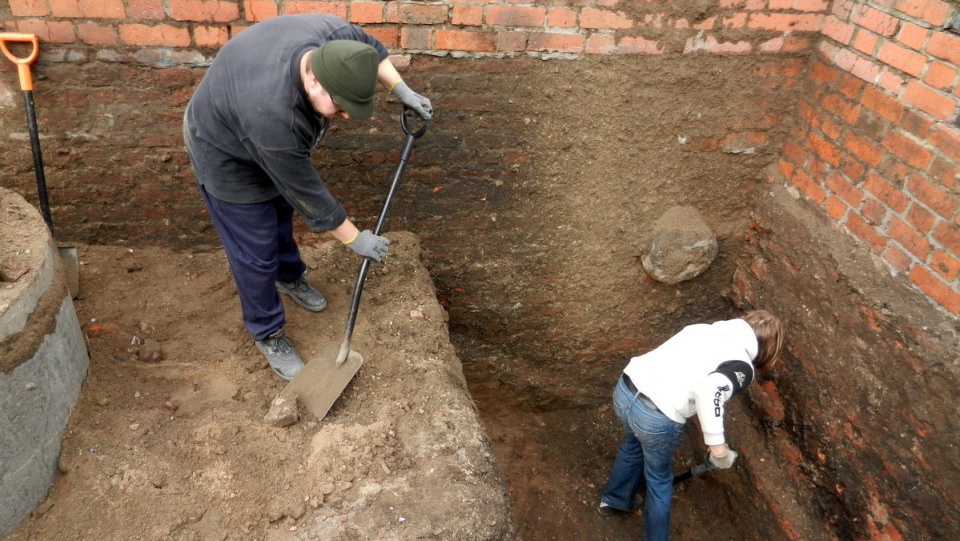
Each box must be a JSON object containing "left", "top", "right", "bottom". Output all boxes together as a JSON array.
[{"left": 601, "top": 375, "right": 686, "bottom": 541}]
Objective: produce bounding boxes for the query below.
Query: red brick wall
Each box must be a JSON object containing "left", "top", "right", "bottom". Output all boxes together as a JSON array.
[
  {"left": 775, "top": 0, "right": 960, "bottom": 316},
  {"left": 4, "top": 0, "right": 822, "bottom": 55}
]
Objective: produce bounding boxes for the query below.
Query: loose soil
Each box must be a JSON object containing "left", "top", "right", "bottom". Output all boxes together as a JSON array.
[{"left": 4, "top": 233, "right": 790, "bottom": 541}]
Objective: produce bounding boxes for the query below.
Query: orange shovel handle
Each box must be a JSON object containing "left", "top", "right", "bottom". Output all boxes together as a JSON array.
[{"left": 0, "top": 33, "right": 39, "bottom": 91}]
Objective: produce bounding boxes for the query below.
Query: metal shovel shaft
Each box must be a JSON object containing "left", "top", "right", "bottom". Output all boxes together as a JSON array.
[{"left": 335, "top": 108, "right": 429, "bottom": 365}]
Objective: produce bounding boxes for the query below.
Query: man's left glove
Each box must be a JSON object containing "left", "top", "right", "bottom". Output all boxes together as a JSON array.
[
  {"left": 345, "top": 230, "right": 390, "bottom": 262},
  {"left": 391, "top": 81, "right": 433, "bottom": 120}
]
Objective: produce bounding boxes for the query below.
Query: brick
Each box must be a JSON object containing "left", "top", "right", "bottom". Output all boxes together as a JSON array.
[
  {"left": 884, "top": 243, "right": 913, "bottom": 272},
  {"left": 924, "top": 62, "right": 957, "bottom": 91},
  {"left": 618, "top": 36, "right": 665, "bottom": 55},
  {"left": 795, "top": 0, "right": 829, "bottom": 12},
  {"left": 366, "top": 27, "right": 397, "bottom": 47},
  {"left": 851, "top": 5, "right": 899, "bottom": 37},
  {"left": 822, "top": 92, "right": 860, "bottom": 123},
  {"left": 14, "top": 20, "right": 76, "bottom": 43},
  {"left": 284, "top": 1, "right": 346, "bottom": 18},
  {"left": 897, "top": 21, "right": 928, "bottom": 51},
  {"left": 809, "top": 60, "right": 840, "bottom": 84},
  {"left": 826, "top": 170, "right": 864, "bottom": 206},
  {"left": 547, "top": 8, "right": 577, "bottom": 28},
  {"left": 929, "top": 126, "right": 960, "bottom": 162},
  {"left": 831, "top": 47, "right": 881, "bottom": 83},
  {"left": 119, "top": 24, "right": 191, "bottom": 47},
  {"left": 194, "top": 25, "right": 228, "bottom": 47},
  {"left": 896, "top": 0, "right": 951, "bottom": 26},
  {"left": 927, "top": 157, "right": 959, "bottom": 189},
  {"left": 586, "top": 34, "right": 616, "bottom": 55},
  {"left": 398, "top": 4, "right": 447, "bottom": 25},
  {"left": 722, "top": 12, "right": 748, "bottom": 29},
  {"left": 889, "top": 216, "right": 932, "bottom": 259},
  {"left": 77, "top": 23, "right": 117, "bottom": 45},
  {"left": 528, "top": 32, "right": 584, "bottom": 54},
  {"left": 908, "top": 173, "right": 960, "bottom": 218},
  {"left": 903, "top": 81, "right": 955, "bottom": 120},
  {"left": 825, "top": 195, "right": 848, "bottom": 219},
  {"left": 451, "top": 5, "right": 482, "bottom": 26},
  {"left": 846, "top": 212, "right": 888, "bottom": 252},
  {"left": 877, "top": 41, "right": 926, "bottom": 76},
  {"left": 748, "top": 13, "right": 801, "bottom": 32},
  {"left": 168, "top": 0, "right": 239, "bottom": 22},
  {"left": 933, "top": 220, "right": 960, "bottom": 257},
  {"left": 908, "top": 266, "right": 960, "bottom": 314},
  {"left": 882, "top": 130, "right": 932, "bottom": 169},
  {"left": 876, "top": 70, "right": 905, "bottom": 94},
  {"left": 841, "top": 155, "right": 866, "bottom": 182},
  {"left": 796, "top": 14, "right": 825, "bottom": 32},
  {"left": 861, "top": 197, "right": 888, "bottom": 224},
  {"left": 769, "top": 0, "right": 793, "bottom": 9},
  {"left": 580, "top": 8, "right": 633, "bottom": 30},
  {"left": 807, "top": 131, "right": 843, "bottom": 166},
  {"left": 793, "top": 169, "right": 826, "bottom": 203},
  {"left": 864, "top": 171, "right": 909, "bottom": 212},
  {"left": 10, "top": 0, "right": 47, "bottom": 16},
  {"left": 844, "top": 131, "right": 883, "bottom": 166},
  {"left": 927, "top": 32, "right": 960, "bottom": 65},
  {"left": 495, "top": 31, "right": 527, "bottom": 53},
  {"left": 399, "top": 27, "right": 431, "bottom": 50},
  {"left": 127, "top": 0, "right": 166, "bottom": 20},
  {"left": 435, "top": 29, "right": 494, "bottom": 52},
  {"left": 486, "top": 6, "right": 545, "bottom": 27},
  {"left": 350, "top": 2, "right": 384, "bottom": 24},
  {"left": 906, "top": 201, "right": 936, "bottom": 233},
  {"left": 860, "top": 85, "right": 903, "bottom": 123},
  {"left": 49, "top": 0, "right": 81, "bottom": 17},
  {"left": 852, "top": 30, "right": 879, "bottom": 56},
  {"left": 901, "top": 109, "right": 933, "bottom": 138},
  {"left": 929, "top": 250, "right": 960, "bottom": 281},
  {"left": 784, "top": 34, "right": 815, "bottom": 52},
  {"left": 81, "top": 0, "right": 124, "bottom": 18}
]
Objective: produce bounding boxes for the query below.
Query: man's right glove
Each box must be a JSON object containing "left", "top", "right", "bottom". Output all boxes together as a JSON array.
[
  {"left": 345, "top": 230, "right": 390, "bottom": 262},
  {"left": 390, "top": 81, "right": 433, "bottom": 120},
  {"left": 706, "top": 447, "right": 738, "bottom": 470}
]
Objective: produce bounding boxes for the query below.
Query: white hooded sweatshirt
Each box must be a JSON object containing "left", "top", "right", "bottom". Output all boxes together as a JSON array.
[{"left": 621, "top": 318, "right": 759, "bottom": 446}]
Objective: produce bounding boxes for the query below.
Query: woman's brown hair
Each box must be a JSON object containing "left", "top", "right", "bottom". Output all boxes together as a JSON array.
[{"left": 742, "top": 310, "right": 784, "bottom": 372}]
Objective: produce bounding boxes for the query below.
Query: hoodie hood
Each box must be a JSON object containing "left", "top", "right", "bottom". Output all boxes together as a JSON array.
[{"left": 710, "top": 318, "right": 759, "bottom": 363}]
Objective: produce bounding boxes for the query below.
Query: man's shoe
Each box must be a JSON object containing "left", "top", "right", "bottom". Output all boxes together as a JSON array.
[
  {"left": 255, "top": 329, "right": 305, "bottom": 381},
  {"left": 276, "top": 275, "right": 327, "bottom": 312}
]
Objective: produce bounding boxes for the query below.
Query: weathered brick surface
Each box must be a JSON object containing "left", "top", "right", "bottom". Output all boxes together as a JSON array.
[{"left": 734, "top": 185, "right": 960, "bottom": 540}]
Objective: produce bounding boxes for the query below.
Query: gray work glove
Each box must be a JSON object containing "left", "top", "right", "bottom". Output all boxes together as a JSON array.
[
  {"left": 345, "top": 230, "right": 390, "bottom": 262},
  {"left": 391, "top": 81, "right": 433, "bottom": 120},
  {"left": 706, "top": 447, "right": 738, "bottom": 470}
]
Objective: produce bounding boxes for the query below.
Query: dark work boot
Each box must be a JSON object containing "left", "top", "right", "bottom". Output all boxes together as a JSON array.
[
  {"left": 276, "top": 275, "right": 327, "bottom": 312},
  {"left": 255, "top": 328, "right": 304, "bottom": 381}
]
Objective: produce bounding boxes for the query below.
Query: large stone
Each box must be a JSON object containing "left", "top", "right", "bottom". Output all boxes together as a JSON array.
[{"left": 641, "top": 206, "right": 718, "bottom": 284}]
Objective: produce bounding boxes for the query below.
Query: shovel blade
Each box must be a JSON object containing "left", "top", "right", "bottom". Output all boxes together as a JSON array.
[{"left": 284, "top": 342, "right": 363, "bottom": 421}]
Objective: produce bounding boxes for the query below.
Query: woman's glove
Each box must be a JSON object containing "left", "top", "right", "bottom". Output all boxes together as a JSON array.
[
  {"left": 706, "top": 447, "right": 738, "bottom": 469},
  {"left": 345, "top": 230, "right": 390, "bottom": 262},
  {"left": 391, "top": 81, "right": 433, "bottom": 120}
]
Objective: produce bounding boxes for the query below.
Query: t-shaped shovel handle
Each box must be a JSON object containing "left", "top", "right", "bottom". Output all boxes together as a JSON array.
[{"left": 0, "top": 33, "right": 40, "bottom": 91}]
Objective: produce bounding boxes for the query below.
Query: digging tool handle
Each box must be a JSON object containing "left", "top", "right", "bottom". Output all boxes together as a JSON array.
[
  {"left": 0, "top": 33, "right": 53, "bottom": 234},
  {"left": 673, "top": 461, "right": 714, "bottom": 485},
  {"left": 336, "top": 107, "right": 430, "bottom": 365}
]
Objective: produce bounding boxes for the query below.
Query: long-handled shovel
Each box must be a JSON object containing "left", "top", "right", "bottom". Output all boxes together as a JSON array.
[
  {"left": 282, "top": 107, "right": 429, "bottom": 421},
  {"left": 673, "top": 460, "right": 715, "bottom": 485},
  {"left": 0, "top": 33, "right": 79, "bottom": 297}
]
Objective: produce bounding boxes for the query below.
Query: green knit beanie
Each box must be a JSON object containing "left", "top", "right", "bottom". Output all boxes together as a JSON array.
[{"left": 310, "top": 40, "right": 380, "bottom": 119}]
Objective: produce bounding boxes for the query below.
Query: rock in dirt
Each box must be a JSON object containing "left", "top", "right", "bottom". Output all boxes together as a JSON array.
[
  {"left": 264, "top": 394, "right": 299, "bottom": 427},
  {"left": 641, "top": 205, "right": 718, "bottom": 284}
]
